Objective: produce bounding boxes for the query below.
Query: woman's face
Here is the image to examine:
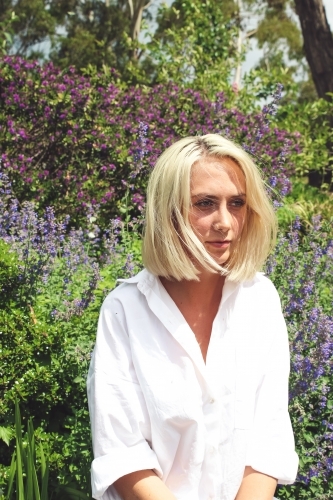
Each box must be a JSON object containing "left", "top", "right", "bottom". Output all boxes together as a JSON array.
[{"left": 189, "top": 156, "right": 247, "bottom": 266}]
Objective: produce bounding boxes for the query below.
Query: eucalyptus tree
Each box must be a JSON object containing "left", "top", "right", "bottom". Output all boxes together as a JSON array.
[
  {"left": 294, "top": 0, "right": 333, "bottom": 101},
  {"left": 0, "top": 0, "right": 153, "bottom": 73}
]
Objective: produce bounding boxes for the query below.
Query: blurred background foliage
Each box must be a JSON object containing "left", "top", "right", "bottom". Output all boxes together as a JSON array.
[{"left": 0, "top": 0, "right": 332, "bottom": 499}]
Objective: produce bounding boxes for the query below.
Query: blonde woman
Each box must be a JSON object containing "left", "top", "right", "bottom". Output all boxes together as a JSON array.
[{"left": 87, "top": 134, "right": 298, "bottom": 500}]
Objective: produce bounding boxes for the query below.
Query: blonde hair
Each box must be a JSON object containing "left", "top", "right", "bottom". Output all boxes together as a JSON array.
[{"left": 142, "top": 134, "right": 277, "bottom": 282}]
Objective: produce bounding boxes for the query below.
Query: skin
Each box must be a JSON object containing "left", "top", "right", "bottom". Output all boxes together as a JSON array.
[
  {"left": 114, "top": 470, "right": 177, "bottom": 500},
  {"left": 189, "top": 155, "right": 247, "bottom": 268},
  {"left": 161, "top": 156, "right": 247, "bottom": 361},
  {"left": 114, "top": 156, "right": 277, "bottom": 499}
]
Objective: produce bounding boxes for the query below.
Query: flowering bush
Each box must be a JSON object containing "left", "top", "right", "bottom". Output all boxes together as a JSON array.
[
  {"left": 0, "top": 172, "right": 142, "bottom": 496},
  {"left": 0, "top": 56, "right": 301, "bottom": 227},
  {"left": 266, "top": 217, "right": 333, "bottom": 499}
]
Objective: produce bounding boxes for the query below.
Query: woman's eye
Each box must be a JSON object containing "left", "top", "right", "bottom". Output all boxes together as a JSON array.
[
  {"left": 230, "top": 199, "right": 246, "bottom": 208},
  {"left": 193, "top": 198, "right": 246, "bottom": 209},
  {"left": 194, "top": 199, "right": 214, "bottom": 208}
]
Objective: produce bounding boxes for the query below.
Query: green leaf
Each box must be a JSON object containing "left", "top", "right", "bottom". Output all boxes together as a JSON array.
[
  {"left": 0, "top": 426, "right": 12, "bottom": 445},
  {"left": 59, "top": 485, "right": 89, "bottom": 499},
  {"left": 40, "top": 443, "right": 49, "bottom": 500},
  {"left": 25, "top": 438, "right": 34, "bottom": 500},
  {"left": 6, "top": 450, "right": 16, "bottom": 499},
  {"left": 31, "top": 457, "right": 41, "bottom": 500},
  {"left": 16, "top": 436, "right": 25, "bottom": 500}
]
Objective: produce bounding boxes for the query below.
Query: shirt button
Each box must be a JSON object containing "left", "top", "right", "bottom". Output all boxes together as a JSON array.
[{"left": 209, "top": 397, "right": 215, "bottom": 404}]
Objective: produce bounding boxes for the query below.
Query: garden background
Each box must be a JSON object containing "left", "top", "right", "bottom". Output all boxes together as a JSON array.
[{"left": 0, "top": 0, "right": 332, "bottom": 499}]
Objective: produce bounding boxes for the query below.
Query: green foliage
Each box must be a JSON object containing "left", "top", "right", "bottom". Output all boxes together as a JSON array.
[
  {"left": 49, "top": 0, "right": 133, "bottom": 74},
  {"left": 0, "top": 244, "right": 93, "bottom": 494},
  {"left": 242, "top": 0, "right": 306, "bottom": 75},
  {"left": 252, "top": 0, "right": 303, "bottom": 60},
  {"left": 277, "top": 179, "right": 333, "bottom": 228},
  {"left": 277, "top": 97, "right": 333, "bottom": 181},
  {"left": 1, "top": 400, "right": 90, "bottom": 500},
  {"left": 236, "top": 70, "right": 333, "bottom": 185},
  {"left": 0, "top": 1, "right": 128, "bottom": 67},
  {"left": 6, "top": 0, "right": 57, "bottom": 59},
  {"left": 0, "top": 10, "right": 18, "bottom": 55},
  {"left": 0, "top": 204, "right": 143, "bottom": 496},
  {"left": 7, "top": 399, "right": 50, "bottom": 500},
  {"left": 146, "top": 0, "right": 238, "bottom": 95},
  {"left": 0, "top": 240, "right": 20, "bottom": 306},
  {"left": 0, "top": 0, "right": 240, "bottom": 88}
]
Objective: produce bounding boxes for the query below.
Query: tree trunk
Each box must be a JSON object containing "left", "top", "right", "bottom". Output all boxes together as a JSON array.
[
  {"left": 294, "top": 0, "right": 333, "bottom": 189},
  {"left": 294, "top": 0, "right": 333, "bottom": 101},
  {"left": 127, "top": 0, "right": 152, "bottom": 59}
]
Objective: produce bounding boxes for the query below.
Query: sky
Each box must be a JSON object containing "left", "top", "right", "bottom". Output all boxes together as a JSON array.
[{"left": 243, "top": 0, "right": 333, "bottom": 74}]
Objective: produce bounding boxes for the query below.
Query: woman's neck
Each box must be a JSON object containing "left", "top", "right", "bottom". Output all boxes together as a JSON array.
[
  {"left": 159, "top": 270, "right": 226, "bottom": 363},
  {"left": 160, "top": 270, "right": 225, "bottom": 309}
]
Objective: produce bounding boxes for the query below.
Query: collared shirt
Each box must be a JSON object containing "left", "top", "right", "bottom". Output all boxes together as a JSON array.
[{"left": 87, "top": 269, "right": 298, "bottom": 500}]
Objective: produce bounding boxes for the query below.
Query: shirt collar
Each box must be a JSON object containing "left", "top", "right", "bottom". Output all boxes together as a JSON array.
[
  {"left": 118, "top": 269, "right": 240, "bottom": 302},
  {"left": 118, "top": 268, "right": 240, "bottom": 393},
  {"left": 117, "top": 268, "right": 148, "bottom": 284}
]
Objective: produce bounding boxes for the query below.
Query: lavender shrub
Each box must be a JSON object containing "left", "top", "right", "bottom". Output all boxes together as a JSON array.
[
  {"left": 266, "top": 217, "right": 333, "bottom": 499},
  {"left": 0, "top": 171, "right": 142, "bottom": 495},
  {"left": 0, "top": 169, "right": 100, "bottom": 312}
]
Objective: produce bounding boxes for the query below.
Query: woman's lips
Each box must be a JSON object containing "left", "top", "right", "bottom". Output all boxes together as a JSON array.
[{"left": 206, "top": 240, "right": 231, "bottom": 248}]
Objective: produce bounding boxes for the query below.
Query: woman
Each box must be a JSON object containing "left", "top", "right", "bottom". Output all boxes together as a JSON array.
[{"left": 87, "top": 134, "right": 299, "bottom": 500}]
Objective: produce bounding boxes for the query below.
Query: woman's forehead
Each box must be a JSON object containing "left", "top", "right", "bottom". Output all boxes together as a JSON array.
[{"left": 191, "top": 156, "right": 246, "bottom": 191}]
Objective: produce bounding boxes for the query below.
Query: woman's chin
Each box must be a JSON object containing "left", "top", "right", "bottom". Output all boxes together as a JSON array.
[{"left": 209, "top": 251, "right": 230, "bottom": 266}]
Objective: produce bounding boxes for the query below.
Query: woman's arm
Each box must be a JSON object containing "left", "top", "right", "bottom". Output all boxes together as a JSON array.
[
  {"left": 235, "top": 466, "right": 277, "bottom": 500},
  {"left": 114, "top": 470, "right": 177, "bottom": 500}
]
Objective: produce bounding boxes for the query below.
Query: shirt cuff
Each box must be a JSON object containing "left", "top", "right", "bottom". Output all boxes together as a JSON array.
[
  {"left": 91, "top": 440, "right": 163, "bottom": 498},
  {"left": 246, "top": 449, "right": 299, "bottom": 485}
]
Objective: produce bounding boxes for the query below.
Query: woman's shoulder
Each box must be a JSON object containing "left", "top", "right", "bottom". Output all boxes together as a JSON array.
[
  {"left": 239, "top": 272, "right": 282, "bottom": 310},
  {"left": 243, "top": 272, "right": 279, "bottom": 294},
  {"left": 232, "top": 274, "right": 286, "bottom": 345}
]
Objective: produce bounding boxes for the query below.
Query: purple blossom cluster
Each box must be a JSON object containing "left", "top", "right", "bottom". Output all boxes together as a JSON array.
[
  {"left": 0, "top": 165, "right": 141, "bottom": 319},
  {"left": 0, "top": 170, "right": 67, "bottom": 295},
  {"left": 0, "top": 56, "right": 301, "bottom": 226},
  {"left": 266, "top": 217, "right": 333, "bottom": 489},
  {"left": 0, "top": 169, "right": 102, "bottom": 316}
]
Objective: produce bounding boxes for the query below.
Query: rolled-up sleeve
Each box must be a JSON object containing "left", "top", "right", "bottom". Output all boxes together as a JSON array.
[
  {"left": 87, "top": 294, "right": 162, "bottom": 499},
  {"left": 245, "top": 291, "right": 299, "bottom": 484}
]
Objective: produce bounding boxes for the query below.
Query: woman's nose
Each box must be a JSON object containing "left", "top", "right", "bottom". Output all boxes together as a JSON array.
[{"left": 213, "top": 205, "right": 231, "bottom": 231}]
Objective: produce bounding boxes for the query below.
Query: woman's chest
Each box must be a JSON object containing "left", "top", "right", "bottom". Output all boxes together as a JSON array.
[{"left": 125, "top": 309, "right": 269, "bottom": 429}]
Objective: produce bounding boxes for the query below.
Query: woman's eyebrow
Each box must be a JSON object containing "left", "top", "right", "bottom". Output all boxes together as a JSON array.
[{"left": 191, "top": 193, "right": 246, "bottom": 199}]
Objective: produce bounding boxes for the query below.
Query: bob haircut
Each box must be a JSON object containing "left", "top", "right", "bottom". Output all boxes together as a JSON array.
[{"left": 142, "top": 134, "right": 277, "bottom": 282}]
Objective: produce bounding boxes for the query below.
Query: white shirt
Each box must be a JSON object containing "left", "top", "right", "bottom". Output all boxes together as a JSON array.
[{"left": 87, "top": 269, "right": 298, "bottom": 500}]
